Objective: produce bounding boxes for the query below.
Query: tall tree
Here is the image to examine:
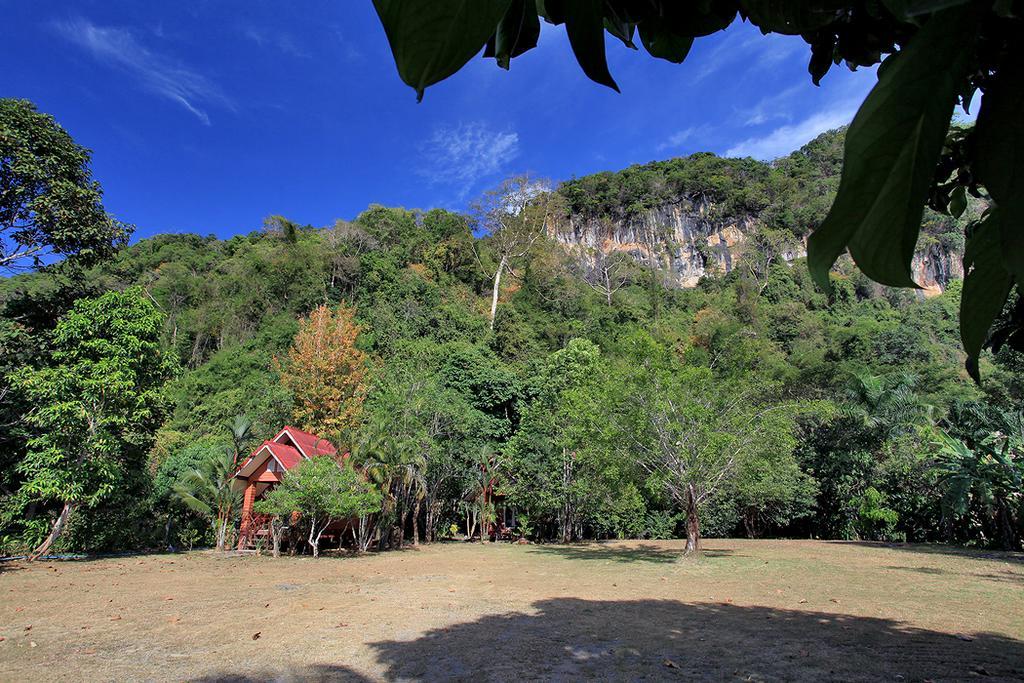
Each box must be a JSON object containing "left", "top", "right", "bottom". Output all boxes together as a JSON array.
[
  {"left": 7, "top": 288, "right": 175, "bottom": 558},
  {"left": 371, "top": 2, "right": 1022, "bottom": 376},
  {"left": 256, "top": 456, "right": 382, "bottom": 557},
  {"left": 616, "top": 334, "right": 804, "bottom": 553},
  {"left": 278, "top": 304, "right": 368, "bottom": 441},
  {"left": 0, "top": 99, "right": 130, "bottom": 271},
  {"left": 472, "top": 175, "right": 555, "bottom": 329},
  {"left": 173, "top": 446, "right": 242, "bottom": 551}
]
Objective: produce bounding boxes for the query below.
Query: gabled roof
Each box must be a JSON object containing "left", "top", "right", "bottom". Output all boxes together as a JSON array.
[
  {"left": 233, "top": 426, "right": 338, "bottom": 479},
  {"left": 276, "top": 426, "right": 338, "bottom": 457}
]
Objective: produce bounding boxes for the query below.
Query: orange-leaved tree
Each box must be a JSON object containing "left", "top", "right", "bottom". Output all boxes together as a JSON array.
[{"left": 277, "top": 304, "right": 368, "bottom": 441}]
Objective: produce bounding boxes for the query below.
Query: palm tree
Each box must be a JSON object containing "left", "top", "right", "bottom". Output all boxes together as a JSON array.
[
  {"left": 933, "top": 429, "right": 1022, "bottom": 550},
  {"left": 173, "top": 447, "right": 242, "bottom": 551},
  {"left": 228, "top": 415, "right": 254, "bottom": 466},
  {"left": 845, "top": 371, "right": 932, "bottom": 438},
  {"left": 465, "top": 446, "right": 499, "bottom": 543},
  {"left": 355, "top": 414, "right": 427, "bottom": 548}
]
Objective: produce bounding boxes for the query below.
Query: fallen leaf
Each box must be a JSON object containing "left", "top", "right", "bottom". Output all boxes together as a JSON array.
[
  {"left": 29, "top": 641, "right": 37, "bottom": 648},
  {"left": 163, "top": 596, "right": 173, "bottom": 601},
  {"left": 336, "top": 623, "right": 349, "bottom": 628},
  {"left": 830, "top": 598, "right": 840, "bottom": 604},
  {"left": 798, "top": 599, "right": 808, "bottom": 604},
  {"left": 264, "top": 603, "right": 270, "bottom": 608},
  {"left": 23, "top": 625, "right": 31, "bottom": 631},
  {"left": 663, "top": 659, "right": 679, "bottom": 668},
  {"left": 109, "top": 615, "right": 121, "bottom": 621},
  {"left": 252, "top": 632, "right": 261, "bottom": 640},
  {"left": 956, "top": 633, "right": 975, "bottom": 642}
]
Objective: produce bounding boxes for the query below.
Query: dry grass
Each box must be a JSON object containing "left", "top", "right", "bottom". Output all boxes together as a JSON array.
[{"left": 1, "top": 539, "right": 1023, "bottom": 681}]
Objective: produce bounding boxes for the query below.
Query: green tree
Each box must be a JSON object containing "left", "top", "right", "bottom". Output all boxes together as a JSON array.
[
  {"left": 6, "top": 287, "right": 175, "bottom": 558},
  {"left": 615, "top": 333, "right": 805, "bottom": 553},
  {"left": 371, "top": 2, "right": 1022, "bottom": 375},
  {"left": 506, "top": 338, "right": 609, "bottom": 542},
  {"left": 172, "top": 446, "right": 241, "bottom": 551},
  {"left": 257, "top": 456, "right": 381, "bottom": 557},
  {"left": 0, "top": 99, "right": 131, "bottom": 270},
  {"left": 934, "top": 428, "right": 1023, "bottom": 550}
]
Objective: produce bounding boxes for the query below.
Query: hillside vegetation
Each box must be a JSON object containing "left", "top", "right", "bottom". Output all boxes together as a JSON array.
[{"left": 1, "top": 129, "right": 1021, "bottom": 555}]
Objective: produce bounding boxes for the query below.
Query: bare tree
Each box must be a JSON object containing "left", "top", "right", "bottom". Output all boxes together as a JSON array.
[
  {"left": 581, "top": 248, "right": 631, "bottom": 306},
  {"left": 471, "top": 175, "right": 555, "bottom": 329},
  {"left": 619, "top": 363, "right": 801, "bottom": 554}
]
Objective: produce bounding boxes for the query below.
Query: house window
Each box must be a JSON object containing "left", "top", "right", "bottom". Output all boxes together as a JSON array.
[{"left": 267, "top": 459, "right": 280, "bottom": 473}]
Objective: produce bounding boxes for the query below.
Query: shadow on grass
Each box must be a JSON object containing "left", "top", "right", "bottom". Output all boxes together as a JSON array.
[
  {"left": 835, "top": 540, "right": 1024, "bottom": 565},
  {"left": 192, "top": 598, "right": 1024, "bottom": 681},
  {"left": 526, "top": 542, "right": 682, "bottom": 564},
  {"left": 191, "top": 665, "right": 371, "bottom": 682}
]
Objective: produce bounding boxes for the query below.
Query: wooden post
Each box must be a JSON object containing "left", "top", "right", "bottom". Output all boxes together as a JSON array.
[{"left": 237, "top": 481, "right": 257, "bottom": 550}]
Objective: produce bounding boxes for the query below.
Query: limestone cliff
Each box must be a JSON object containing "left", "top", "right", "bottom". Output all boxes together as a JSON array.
[{"left": 549, "top": 197, "right": 963, "bottom": 296}]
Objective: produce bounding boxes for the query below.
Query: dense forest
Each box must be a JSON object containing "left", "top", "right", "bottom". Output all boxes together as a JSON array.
[{"left": 1, "top": 114, "right": 1022, "bottom": 557}]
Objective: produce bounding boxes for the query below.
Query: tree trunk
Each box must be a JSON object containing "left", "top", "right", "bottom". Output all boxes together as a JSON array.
[
  {"left": 489, "top": 256, "right": 506, "bottom": 330},
  {"left": 271, "top": 519, "right": 283, "bottom": 558},
  {"left": 308, "top": 517, "right": 321, "bottom": 558},
  {"left": 684, "top": 484, "right": 700, "bottom": 555},
  {"left": 29, "top": 501, "right": 76, "bottom": 561},
  {"left": 425, "top": 500, "right": 435, "bottom": 544},
  {"left": 561, "top": 449, "right": 573, "bottom": 544},
  {"left": 412, "top": 498, "right": 421, "bottom": 547}
]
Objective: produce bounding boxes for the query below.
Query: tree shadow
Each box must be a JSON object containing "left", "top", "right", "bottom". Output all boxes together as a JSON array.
[
  {"left": 369, "top": 598, "right": 1024, "bottom": 681},
  {"left": 835, "top": 540, "right": 1024, "bottom": 565},
  {"left": 190, "top": 664, "right": 371, "bottom": 682},
  {"left": 526, "top": 542, "right": 682, "bottom": 564}
]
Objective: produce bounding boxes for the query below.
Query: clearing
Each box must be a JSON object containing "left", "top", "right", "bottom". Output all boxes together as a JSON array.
[{"left": 1, "top": 539, "right": 1023, "bottom": 681}]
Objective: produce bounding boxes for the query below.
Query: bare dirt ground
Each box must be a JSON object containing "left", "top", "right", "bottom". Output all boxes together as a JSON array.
[{"left": 1, "top": 539, "right": 1023, "bottom": 682}]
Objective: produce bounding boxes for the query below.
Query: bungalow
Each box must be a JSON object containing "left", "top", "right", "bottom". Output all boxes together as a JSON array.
[{"left": 232, "top": 426, "right": 340, "bottom": 550}]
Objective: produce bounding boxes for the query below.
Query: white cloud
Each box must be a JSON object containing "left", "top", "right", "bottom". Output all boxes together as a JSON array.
[
  {"left": 726, "top": 104, "right": 858, "bottom": 160},
  {"left": 54, "top": 17, "right": 232, "bottom": 125},
  {"left": 656, "top": 125, "right": 712, "bottom": 152},
  {"left": 691, "top": 29, "right": 803, "bottom": 83},
  {"left": 419, "top": 122, "right": 520, "bottom": 199},
  {"left": 241, "top": 26, "right": 310, "bottom": 58},
  {"left": 741, "top": 83, "right": 805, "bottom": 126}
]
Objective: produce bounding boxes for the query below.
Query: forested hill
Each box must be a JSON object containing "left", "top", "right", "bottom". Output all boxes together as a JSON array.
[
  {"left": 551, "top": 129, "right": 969, "bottom": 293},
  {"left": 1, "top": 127, "right": 1021, "bottom": 553}
]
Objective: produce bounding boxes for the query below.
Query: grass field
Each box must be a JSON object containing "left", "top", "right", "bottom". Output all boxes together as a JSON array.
[{"left": 1, "top": 539, "right": 1023, "bottom": 681}]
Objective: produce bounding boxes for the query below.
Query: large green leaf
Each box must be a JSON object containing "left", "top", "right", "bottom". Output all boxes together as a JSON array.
[
  {"left": 374, "top": 0, "right": 513, "bottom": 101},
  {"left": 564, "top": 0, "right": 620, "bottom": 91},
  {"left": 741, "top": 0, "right": 843, "bottom": 35},
  {"left": 492, "top": 0, "right": 542, "bottom": 69},
  {"left": 638, "top": 23, "right": 694, "bottom": 63},
  {"left": 807, "top": 6, "right": 977, "bottom": 291},
  {"left": 960, "top": 209, "right": 1014, "bottom": 382},
  {"left": 975, "top": 60, "right": 1024, "bottom": 284},
  {"left": 880, "top": 0, "right": 972, "bottom": 21}
]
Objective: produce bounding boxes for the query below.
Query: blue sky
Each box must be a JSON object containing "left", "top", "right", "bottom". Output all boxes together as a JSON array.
[{"left": 2, "top": 1, "right": 881, "bottom": 243}]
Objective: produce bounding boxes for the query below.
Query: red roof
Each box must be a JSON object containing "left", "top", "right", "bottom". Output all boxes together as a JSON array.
[
  {"left": 264, "top": 441, "right": 303, "bottom": 469},
  {"left": 233, "top": 427, "right": 338, "bottom": 479},
  {"left": 280, "top": 426, "right": 338, "bottom": 457}
]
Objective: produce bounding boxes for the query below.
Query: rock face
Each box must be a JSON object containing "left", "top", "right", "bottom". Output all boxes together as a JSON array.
[{"left": 549, "top": 198, "right": 962, "bottom": 296}]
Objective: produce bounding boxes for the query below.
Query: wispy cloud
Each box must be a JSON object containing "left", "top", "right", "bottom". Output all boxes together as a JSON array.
[
  {"left": 691, "top": 29, "right": 803, "bottom": 83},
  {"left": 741, "top": 83, "right": 805, "bottom": 126},
  {"left": 241, "top": 25, "right": 310, "bottom": 58},
  {"left": 726, "top": 100, "right": 860, "bottom": 160},
  {"left": 418, "top": 122, "right": 520, "bottom": 199},
  {"left": 53, "top": 17, "right": 232, "bottom": 125},
  {"left": 656, "top": 125, "right": 712, "bottom": 152}
]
